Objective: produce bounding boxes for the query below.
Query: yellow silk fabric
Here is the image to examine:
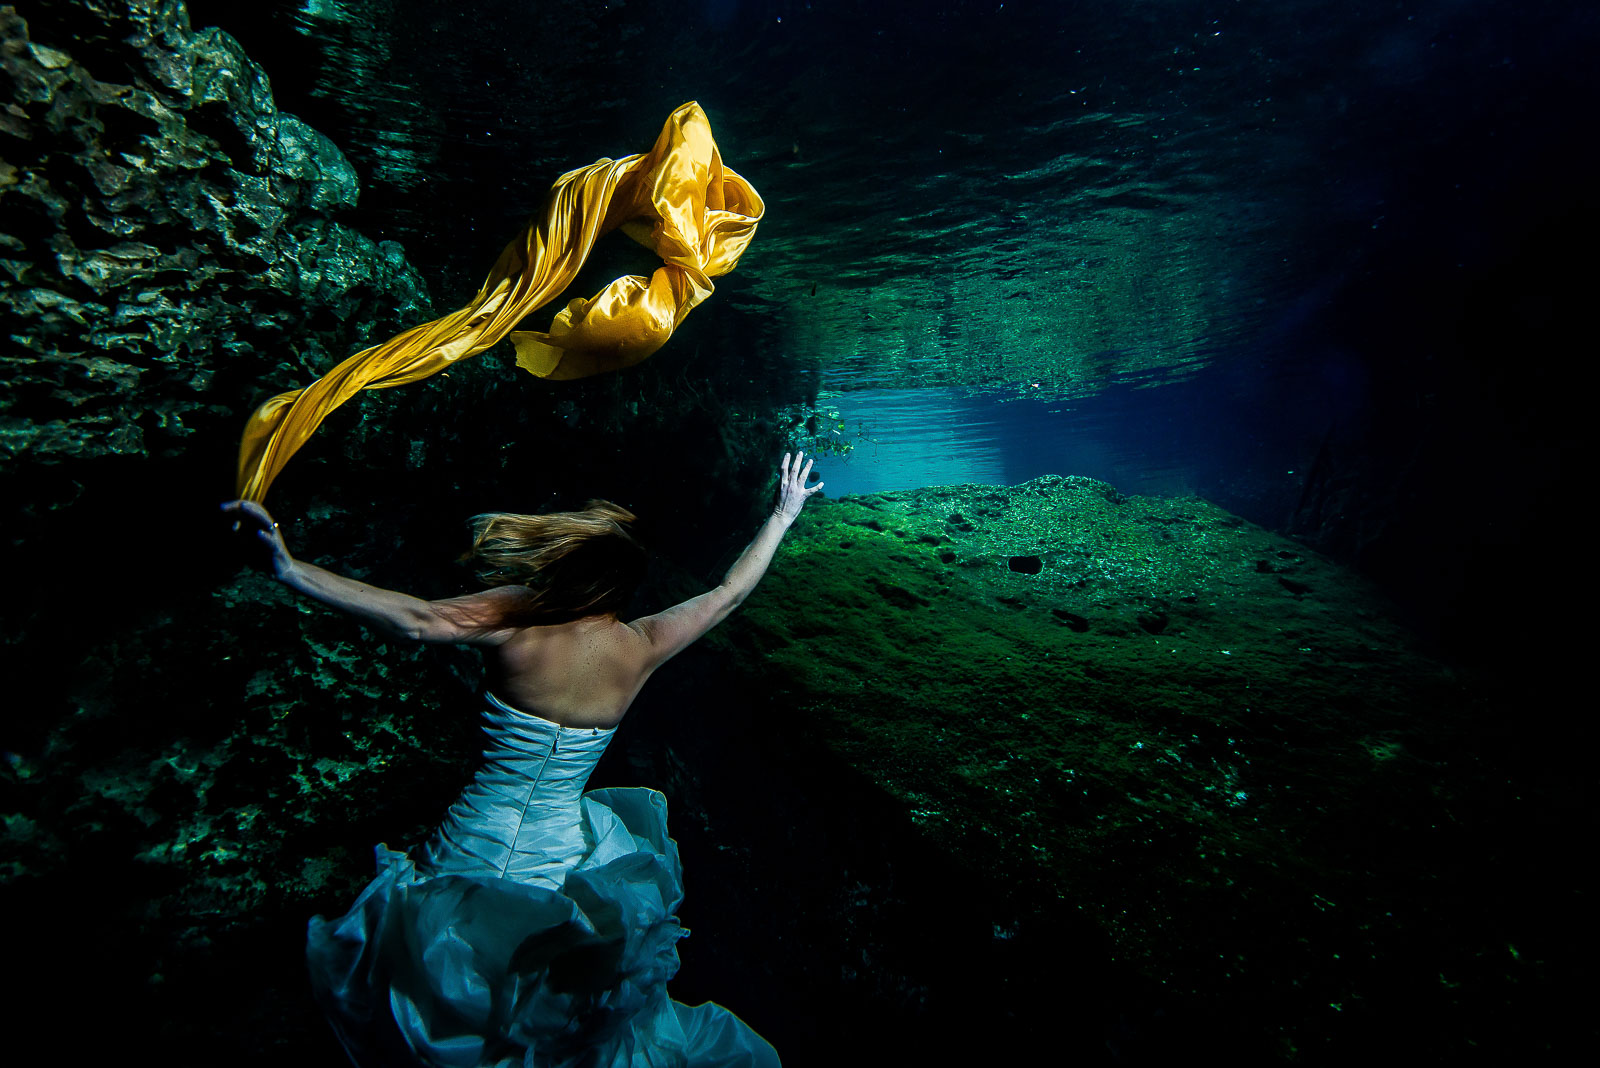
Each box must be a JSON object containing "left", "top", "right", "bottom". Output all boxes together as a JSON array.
[{"left": 235, "top": 101, "right": 764, "bottom": 501}]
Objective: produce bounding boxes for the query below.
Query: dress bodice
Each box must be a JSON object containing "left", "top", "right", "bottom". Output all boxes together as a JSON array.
[
  {"left": 417, "top": 691, "right": 616, "bottom": 887},
  {"left": 308, "top": 689, "right": 781, "bottom": 1066}
]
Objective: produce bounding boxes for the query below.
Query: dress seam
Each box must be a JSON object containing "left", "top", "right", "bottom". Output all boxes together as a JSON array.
[{"left": 499, "top": 730, "right": 558, "bottom": 879}]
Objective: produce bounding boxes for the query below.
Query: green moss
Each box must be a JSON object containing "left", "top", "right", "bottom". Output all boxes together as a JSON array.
[{"left": 714, "top": 477, "right": 1482, "bottom": 1006}]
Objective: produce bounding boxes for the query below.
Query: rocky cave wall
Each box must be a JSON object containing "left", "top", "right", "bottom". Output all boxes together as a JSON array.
[
  {"left": 0, "top": 1, "right": 449, "bottom": 1052},
  {"left": 0, "top": 0, "right": 430, "bottom": 465}
]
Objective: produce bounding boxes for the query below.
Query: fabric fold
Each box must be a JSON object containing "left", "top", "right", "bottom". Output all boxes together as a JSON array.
[{"left": 236, "top": 102, "right": 764, "bottom": 502}]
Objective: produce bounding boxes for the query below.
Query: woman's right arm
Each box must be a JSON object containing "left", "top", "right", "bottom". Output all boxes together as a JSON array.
[
  {"left": 630, "top": 451, "right": 822, "bottom": 666},
  {"left": 221, "top": 499, "right": 524, "bottom": 645}
]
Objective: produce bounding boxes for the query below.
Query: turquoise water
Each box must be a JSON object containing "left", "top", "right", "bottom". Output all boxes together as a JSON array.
[{"left": 819, "top": 371, "right": 1319, "bottom": 529}]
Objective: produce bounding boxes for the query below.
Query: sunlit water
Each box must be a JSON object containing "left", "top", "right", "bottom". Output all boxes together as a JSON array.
[
  {"left": 813, "top": 347, "right": 1355, "bottom": 529},
  {"left": 823, "top": 385, "right": 1220, "bottom": 496}
]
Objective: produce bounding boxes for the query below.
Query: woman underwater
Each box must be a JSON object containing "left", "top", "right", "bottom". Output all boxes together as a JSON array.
[{"left": 222, "top": 452, "right": 823, "bottom": 1067}]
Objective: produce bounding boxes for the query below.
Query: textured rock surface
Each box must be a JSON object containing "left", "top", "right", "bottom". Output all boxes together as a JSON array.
[
  {"left": 675, "top": 478, "right": 1552, "bottom": 1061},
  {"left": 0, "top": 4, "right": 445, "bottom": 1057},
  {"left": 0, "top": 0, "right": 429, "bottom": 464}
]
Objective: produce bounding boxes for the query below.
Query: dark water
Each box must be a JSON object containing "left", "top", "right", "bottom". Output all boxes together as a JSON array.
[
  {"left": 193, "top": 0, "right": 1596, "bottom": 554},
  {"left": 61, "top": 0, "right": 1594, "bottom": 1061}
]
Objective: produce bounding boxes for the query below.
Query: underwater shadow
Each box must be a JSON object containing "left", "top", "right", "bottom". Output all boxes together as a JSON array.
[{"left": 618, "top": 652, "right": 1214, "bottom": 1065}]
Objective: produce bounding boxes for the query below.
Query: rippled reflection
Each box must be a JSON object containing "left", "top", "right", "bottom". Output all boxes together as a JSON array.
[{"left": 194, "top": 0, "right": 1571, "bottom": 406}]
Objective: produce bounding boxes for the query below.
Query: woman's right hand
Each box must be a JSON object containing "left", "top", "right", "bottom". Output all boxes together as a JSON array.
[
  {"left": 221, "top": 499, "right": 294, "bottom": 578},
  {"left": 774, "top": 451, "right": 824, "bottom": 525}
]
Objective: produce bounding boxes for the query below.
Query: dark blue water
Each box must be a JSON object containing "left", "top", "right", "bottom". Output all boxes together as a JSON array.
[{"left": 190, "top": 0, "right": 1597, "bottom": 630}]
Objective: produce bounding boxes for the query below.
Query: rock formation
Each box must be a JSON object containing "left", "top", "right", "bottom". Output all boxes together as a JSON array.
[{"left": 0, "top": 0, "right": 429, "bottom": 465}]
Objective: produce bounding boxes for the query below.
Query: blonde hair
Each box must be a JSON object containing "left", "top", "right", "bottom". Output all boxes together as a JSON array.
[{"left": 461, "top": 500, "right": 647, "bottom": 622}]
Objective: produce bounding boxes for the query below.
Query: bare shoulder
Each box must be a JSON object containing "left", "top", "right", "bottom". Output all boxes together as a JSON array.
[
  {"left": 623, "top": 587, "right": 738, "bottom": 669},
  {"left": 613, "top": 616, "right": 662, "bottom": 662},
  {"left": 423, "top": 585, "right": 537, "bottom": 646}
]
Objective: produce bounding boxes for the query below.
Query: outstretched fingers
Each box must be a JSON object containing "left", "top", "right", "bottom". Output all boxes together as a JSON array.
[{"left": 778, "top": 449, "right": 823, "bottom": 506}]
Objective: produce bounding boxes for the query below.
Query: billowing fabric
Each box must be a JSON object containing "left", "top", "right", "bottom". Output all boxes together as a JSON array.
[
  {"left": 236, "top": 101, "right": 764, "bottom": 502},
  {"left": 307, "top": 692, "right": 779, "bottom": 1068}
]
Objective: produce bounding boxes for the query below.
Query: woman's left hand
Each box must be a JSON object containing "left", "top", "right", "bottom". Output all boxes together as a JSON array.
[{"left": 221, "top": 499, "right": 293, "bottom": 578}]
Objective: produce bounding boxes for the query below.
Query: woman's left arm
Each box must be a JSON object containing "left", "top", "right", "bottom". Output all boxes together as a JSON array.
[{"left": 222, "top": 500, "right": 510, "bottom": 644}]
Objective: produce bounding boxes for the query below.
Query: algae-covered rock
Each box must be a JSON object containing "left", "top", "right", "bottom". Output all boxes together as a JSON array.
[
  {"left": 0, "top": 3, "right": 451, "bottom": 1058},
  {"left": 0, "top": 0, "right": 429, "bottom": 464},
  {"left": 694, "top": 476, "right": 1505, "bottom": 1058}
]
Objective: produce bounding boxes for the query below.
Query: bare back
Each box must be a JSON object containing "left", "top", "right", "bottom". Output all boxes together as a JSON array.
[
  {"left": 444, "top": 453, "right": 823, "bottom": 729},
  {"left": 482, "top": 616, "right": 659, "bottom": 729}
]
